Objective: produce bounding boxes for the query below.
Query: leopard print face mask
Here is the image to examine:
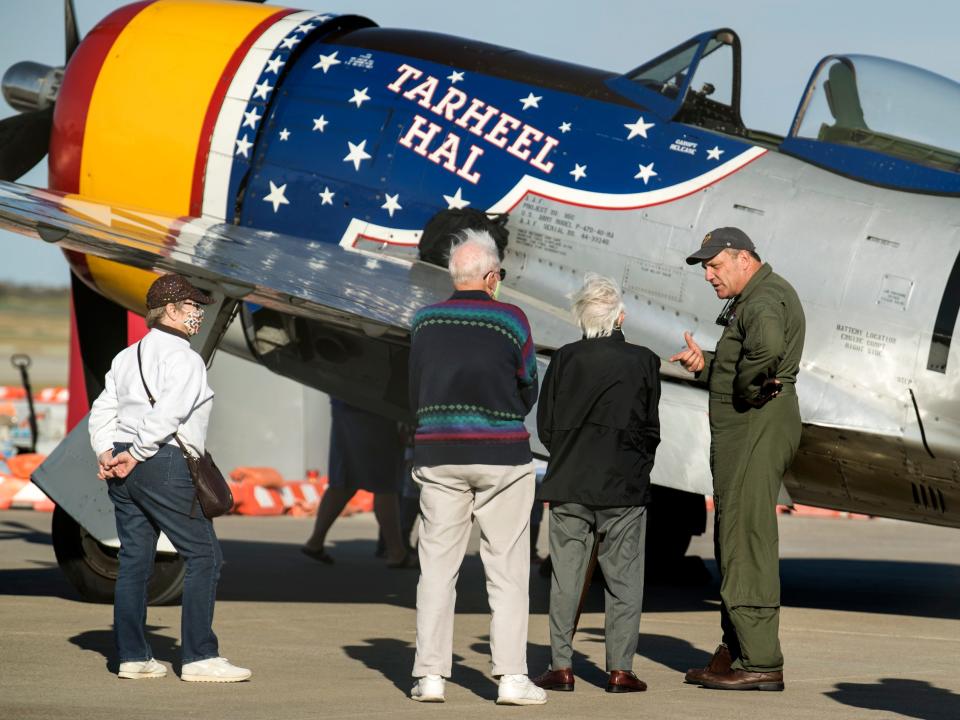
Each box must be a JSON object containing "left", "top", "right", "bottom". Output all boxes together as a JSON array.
[{"left": 183, "top": 305, "right": 205, "bottom": 335}]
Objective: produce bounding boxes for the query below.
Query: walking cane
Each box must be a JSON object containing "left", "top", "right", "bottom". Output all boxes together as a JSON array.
[{"left": 572, "top": 531, "right": 605, "bottom": 633}]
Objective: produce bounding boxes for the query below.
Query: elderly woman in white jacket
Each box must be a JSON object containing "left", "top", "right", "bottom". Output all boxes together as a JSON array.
[{"left": 89, "top": 274, "right": 249, "bottom": 683}]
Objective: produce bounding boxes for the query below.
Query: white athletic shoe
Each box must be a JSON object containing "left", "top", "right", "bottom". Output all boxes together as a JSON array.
[
  {"left": 411, "top": 674, "right": 445, "bottom": 702},
  {"left": 497, "top": 674, "right": 548, "bottom": 705},
  {"left": 118, "top": 658, "right": 167, "bottom": 679},
  {"left": 180, "top": 657, "right": 252, "bottom": 683}
]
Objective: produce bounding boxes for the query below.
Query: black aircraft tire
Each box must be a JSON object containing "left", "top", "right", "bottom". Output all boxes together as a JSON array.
[{"left": 51, "top": 506, "right": 185, "bottom": 605}]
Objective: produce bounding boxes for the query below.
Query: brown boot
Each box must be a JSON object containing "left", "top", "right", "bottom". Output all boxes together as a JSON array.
[
  {"left": 684, "top": 643, "right": 732, "bottom": 684},
  {"left": 532, "top": 667, "right": 574, "bottom": 691},
  {"left": 699, "top": 668, "right": 784, "bottom": 691},
  {"left": 606, "top": 670, "right": 647, "bottom": 693}
]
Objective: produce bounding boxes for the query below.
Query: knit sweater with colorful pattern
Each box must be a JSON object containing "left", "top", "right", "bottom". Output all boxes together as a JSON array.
[{"left": 409, "top": 290, "right": 539, "bottom": 466}]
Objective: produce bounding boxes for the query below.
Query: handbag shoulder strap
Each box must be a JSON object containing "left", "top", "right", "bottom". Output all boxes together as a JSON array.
[
  {"left": 137, "top": 340, "right": 192, "bottom": 458},
  {"left": 136, "top": 342, "right": 156, "bottom": 406}
]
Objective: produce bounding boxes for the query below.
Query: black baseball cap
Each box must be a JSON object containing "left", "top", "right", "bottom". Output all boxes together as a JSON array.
[
  {"left": 146, "top": 274, "right": 213, "bottom": 309},
  {"left": 685, "top": 227, "right": 756, "bottom": 265}
]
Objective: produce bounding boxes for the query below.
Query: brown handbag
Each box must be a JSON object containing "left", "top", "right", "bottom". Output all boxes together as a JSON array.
[{"left": 137, "top": 342, "right": 234, "bottom": 518}]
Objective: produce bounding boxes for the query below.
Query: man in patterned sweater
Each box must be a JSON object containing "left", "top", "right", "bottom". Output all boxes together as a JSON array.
[{"left": 407, "top": 228, "right": 545, "bottom": 707}]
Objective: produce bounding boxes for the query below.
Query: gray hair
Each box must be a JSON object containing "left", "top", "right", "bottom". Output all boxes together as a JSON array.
[
  {"left": 145, "top": 300, "right": 186, "bottom": 329},
  {"left": 571, "top": 273, "right": 624, "bottom": 338},
  {"left": 447, "top": 228, "right": 501, "bottom": 285}
]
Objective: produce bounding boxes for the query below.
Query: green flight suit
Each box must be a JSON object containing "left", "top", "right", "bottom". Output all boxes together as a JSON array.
[{"left": 699, "top": 263, "right": 805, "bottom": 672}]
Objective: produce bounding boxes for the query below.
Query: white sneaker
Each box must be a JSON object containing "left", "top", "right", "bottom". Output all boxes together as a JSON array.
[
  {"left": 497, "top": 674, "right": 548, "bottom": 705},
  {"left": 181, "top": 657, "right": 252, "bottom": 683},
  {"left": 411, "top": 674, "right": 445, "bottom": 702},
  {"left": 118, "top": 658, "right": 167, "bottom": 679}
]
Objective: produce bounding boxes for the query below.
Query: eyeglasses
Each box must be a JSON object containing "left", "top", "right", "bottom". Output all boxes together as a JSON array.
[
  {"left": 180, "top": 300, "right": 202, "bottom": 310},
  {"left": 485, "top": 268, "right": 506, "bottom": 281}
]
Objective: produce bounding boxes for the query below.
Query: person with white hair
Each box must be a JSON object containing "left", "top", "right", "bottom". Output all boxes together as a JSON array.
[
  {"left": 407, "top": 228, "right": 545, "bottom": 706},
  {"left": 532, "top": 273, "right": 661, "bottom": 695}
]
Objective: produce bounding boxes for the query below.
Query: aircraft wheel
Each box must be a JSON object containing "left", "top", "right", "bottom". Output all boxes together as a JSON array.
[{"left": 51, "top": 506, "right": 185, "bottom": 605}]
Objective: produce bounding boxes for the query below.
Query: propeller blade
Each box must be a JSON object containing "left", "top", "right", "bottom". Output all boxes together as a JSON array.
[
  {"left": 65, "top": 0, "right": 80, "bottom": 62},
  {"left": 0, "top": 107, "right": 52, "bottom": 181}
]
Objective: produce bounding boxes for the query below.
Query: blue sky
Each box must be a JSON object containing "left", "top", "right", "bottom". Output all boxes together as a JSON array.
[{"left": 1, "top": 0, "right": 958, "bottom": 286}]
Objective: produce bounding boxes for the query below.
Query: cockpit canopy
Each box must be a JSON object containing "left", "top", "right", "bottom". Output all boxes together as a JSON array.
[
  {"left": 608, "top": 28, "right": 747, "bottom": 138},
  {"left": 791, "top": 54, "right": 960, "bottom": 172}
]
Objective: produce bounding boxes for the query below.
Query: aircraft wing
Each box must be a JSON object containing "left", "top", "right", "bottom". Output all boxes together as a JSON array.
[
  {"left": 0, "top": 181, "right": 582, "bottom": 349},
  {"left": 0, "top": 180, "right": 445, "bottom": 335}
]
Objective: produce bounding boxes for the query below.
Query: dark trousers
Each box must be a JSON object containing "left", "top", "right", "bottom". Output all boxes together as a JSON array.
[
  {"left": 547, "top": 503, "right": 647, "bottom": 671},
  {"left": 107, "top": 443, "right": 222, "bottom": 664}
]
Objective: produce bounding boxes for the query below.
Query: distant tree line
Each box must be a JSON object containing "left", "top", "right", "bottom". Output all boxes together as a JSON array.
[{"left": 0, "top": 282, "right": 69, "bottom": 301}]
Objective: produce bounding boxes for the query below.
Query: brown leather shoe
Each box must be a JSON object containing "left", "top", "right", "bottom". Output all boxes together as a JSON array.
[
  {"left": 606, "top": 670, "right": 647, "bottom": 693},
  {"left": 684, "top": 643, "right": 732, "bottom": 684},
  {"left": 532, "top": 667, "right": 574, "bottom": 691},
  {"left": 699, "top": 668, "right": 784, "bottom": 691}
]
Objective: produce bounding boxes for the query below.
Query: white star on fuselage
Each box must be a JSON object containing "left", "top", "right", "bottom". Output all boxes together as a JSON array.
[
  {"left": 559, "top": 122, "right": 572, "bottom": 133},
  {"left": 443, "top": 187, "right": 470, "bottom": 209},
  {"left": 519, "top": 92, "right": 542, "bottom": 110},
  {"left": 265, "top": 56, "right": 285, "bottom": 75},
  {"left": 312, "top": 115, "right": 329, "bottom": 132},
  {"left": 634, "top": 162, "right": 658, "bottom": 185},
  {"left": 343, "top": 140, "right": 372, "bottom": 171},
  {"left": 624, "top": 116, "right": 655, "bottom": 140},
  {"left": 235, "top": 134, "right": 253, "bottom": 158},
  {"left": 447, "top": 70, "right": 465, "bottom": 84},
  {"left": 313, "top": 51, "right": 341, "bottom": 73},
  {"left": 707, "top": 146, "right": 725, "bottom": 161},
  {"left": 295, "top": 23, "right": 316, "bottom": 34},
  {"left": 381, "top": 193, "right": 402, "bottom": 218},
  {"left": 280, "top": 35, "right": 301, "bottom": 50},
  {"left": 253, "top": 79, "right": 273, "bottom": 100},
  {"left": 319, "top": 186, "right": 335, "bottom": 205},
  {"left": 279, "top": 128, "right": 290, "bottom": 141},
  {"left": 349, "top": 87, "right": 371, "bottom": 108},
  {"left": 242, "top": 107, "right": 262, "bottom": 129},
  {"left": 263, "top": 181, "right": 290, "bottom": 212},
  {"left": 570, "top": 163, "right": 587, "bottom": 182}
]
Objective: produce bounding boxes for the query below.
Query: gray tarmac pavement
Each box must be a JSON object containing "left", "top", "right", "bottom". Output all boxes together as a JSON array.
[{"left": 1, "top": 509, "right": 958, "bottom": 720}]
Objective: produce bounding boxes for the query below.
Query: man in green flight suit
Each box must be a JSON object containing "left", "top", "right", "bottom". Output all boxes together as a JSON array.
[{"left": 670, "top": 227, "right": 805, "bottom": 691}]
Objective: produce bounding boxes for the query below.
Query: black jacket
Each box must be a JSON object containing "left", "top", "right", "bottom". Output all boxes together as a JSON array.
[{"left": 537, "top": 330, "right": 661, "bottom": 506}]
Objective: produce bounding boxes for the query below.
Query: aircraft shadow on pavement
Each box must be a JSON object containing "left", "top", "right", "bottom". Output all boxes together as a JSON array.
[
  {"left": 4, "top": 528, "right": 960, "bottom": 621},
  {"left": 825, "top": 678, "right": 960, "bottom": 720}
]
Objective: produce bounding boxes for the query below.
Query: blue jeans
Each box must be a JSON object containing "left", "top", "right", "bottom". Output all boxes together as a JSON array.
[{"left": 107, "top": 443, "right": 222, "bottom": 664}]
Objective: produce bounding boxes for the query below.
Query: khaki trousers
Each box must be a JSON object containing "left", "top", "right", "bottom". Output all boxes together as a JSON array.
[{"left": 412, "top": 462, "right": 536, "bottom": 678}]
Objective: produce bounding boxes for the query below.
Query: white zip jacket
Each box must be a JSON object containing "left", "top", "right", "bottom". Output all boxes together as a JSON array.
[{"left": 89, "top": 327, "right": 214, "bottom": 461}]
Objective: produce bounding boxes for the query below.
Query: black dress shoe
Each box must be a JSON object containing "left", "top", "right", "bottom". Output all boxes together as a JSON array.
[
  {"left": 699, "top": 668, "right": 784, "bottom": 691},
  {"left": 684, "top": 643, "right": 732, "bottom": 684},
  {"left": 606, "top": 670, "right": 647, "bottom": 693},
  {"left": 532, "top": 667, "right": 574, "bottom": 691}
]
